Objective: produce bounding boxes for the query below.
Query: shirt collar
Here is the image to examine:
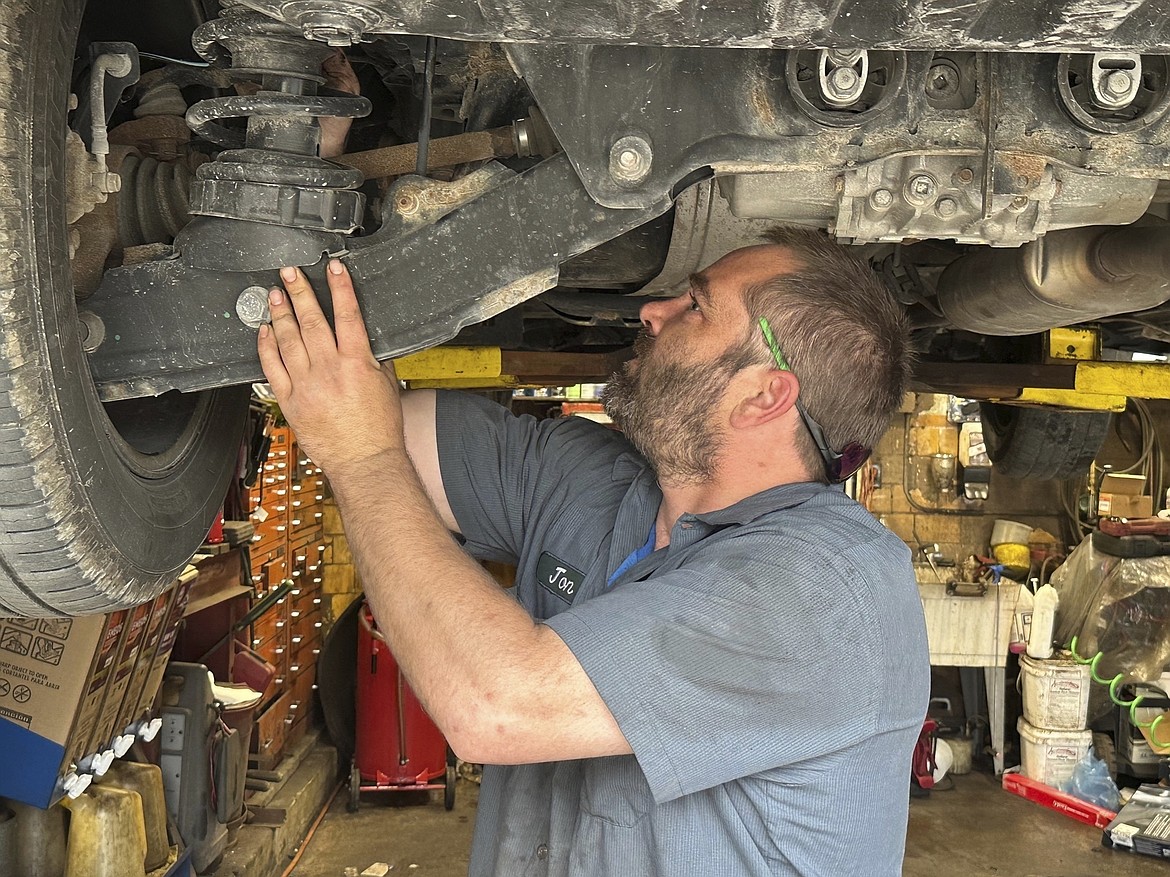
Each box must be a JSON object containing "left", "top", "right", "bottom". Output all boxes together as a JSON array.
[
  {"left": 691, "top": 481, "right": 835, "bottom": 526},
  {"left": 615, "top": 450, "right": 834, "bottom": 528}
]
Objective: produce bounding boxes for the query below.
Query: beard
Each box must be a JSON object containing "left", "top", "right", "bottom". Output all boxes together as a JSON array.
[{"left": 602, "top": 331, "right": 739, "bottom": 485}]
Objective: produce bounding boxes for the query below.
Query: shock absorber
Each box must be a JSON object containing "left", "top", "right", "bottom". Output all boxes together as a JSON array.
[{"left": 174, "top": 4, "right": 371, "bottom": 272}]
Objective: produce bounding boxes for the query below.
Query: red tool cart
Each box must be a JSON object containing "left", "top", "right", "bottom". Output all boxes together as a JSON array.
[{"left": 349, "top": 601, "right": 455, "bottom": 811}]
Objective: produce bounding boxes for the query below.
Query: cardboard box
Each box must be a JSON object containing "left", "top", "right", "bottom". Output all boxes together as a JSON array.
[
  {"left": 0, "top": 573, "right": 194, "bottom": 808},
  {"left": 1002, "top": 770, "right": 1117, "bottom": 829},
  {"left": 0, "top": 613, "right": 111, "bottom": 807},
  {"left": 1098, "top": 473, "right": 1154, "bottom": 519},
  {"left": 1104, "top": 784, "right": 1170, "bottom": 859}
]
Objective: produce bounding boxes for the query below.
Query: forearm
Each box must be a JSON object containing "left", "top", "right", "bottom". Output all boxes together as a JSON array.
[{"left": 329, "top": 449, "right": 545, "bottom": 759}]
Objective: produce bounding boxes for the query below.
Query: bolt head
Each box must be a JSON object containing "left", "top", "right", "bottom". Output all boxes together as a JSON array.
[
  {"left": 236, "top": 285, "right": 272, "bottom": 330},
  {"left": 396, "top": 192, "right": 420, "bottom": 215},
  {"left": 870, "top": 188, "right": 893, "bottom": 209},
  {"left": 936, "top": 197, "right": 958, "bottom": 218},
  {"left": 829, "top": 66, "right": 860, "bottom": 92},
  {"left": 904, "top": 174, "right": 938, "bottom": 206},
  {"left": 1104, "top": 69, "right": 1133, "bottom": 97},
  {"left": 608, "top": 135, "right": 653, "bottom": 186},
  {"left": 927, "top": 64, "right": 960, "bottom": 97}
]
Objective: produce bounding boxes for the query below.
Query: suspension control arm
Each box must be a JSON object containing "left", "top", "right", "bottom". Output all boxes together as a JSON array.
[{"left": 82, "top": 154, "right": 668, "bottom": 401}]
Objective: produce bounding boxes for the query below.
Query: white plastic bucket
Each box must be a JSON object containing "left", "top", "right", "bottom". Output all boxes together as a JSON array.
[
  {"left": 991, "top": 518, "right": 1032, "bottom": 546},
  {"left": 1017, "top": 717, "right": 1092, "bottom": 787},
  {"left": 1020, "top": 653, "right": 1091, "bottom": 730}
]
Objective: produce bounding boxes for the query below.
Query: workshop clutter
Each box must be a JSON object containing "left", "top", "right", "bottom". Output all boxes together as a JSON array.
[
  {"left": 989, "top": 518, "right": 1032, "bottom": 577},
  {"left": 1019, "top": 653, "right": 1092, "bottom": 731},
  {"left": 245, "top": 424, "right": 328, "bottom": 769},
  {"left": 1097, "top": 472, "right": 1154, "bottom": 519},
  {"left": 0, "top": 569, "right": 196, "bottom": 809},
  {"left": 1016, "top": 716, "right": 1093, "bottom": 788},
  {"left": 350, "top": 601, "right": 455, "bottom": 812},
  {"left": 1, "top": 760, "right": 183, "bottom": 877}
]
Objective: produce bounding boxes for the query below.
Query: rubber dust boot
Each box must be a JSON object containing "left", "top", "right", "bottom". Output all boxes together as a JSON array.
[
  {"left": 8, "top": 798, "right": 68, "bottom": 877},
  {"left": 106, "top": 761, "right": 169, "bottom": 871},
  {"left": 62, "top": 784, "right": 147, "bottom": 877}
]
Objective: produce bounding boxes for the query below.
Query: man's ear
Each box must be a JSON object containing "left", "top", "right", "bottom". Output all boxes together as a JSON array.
[{"left": 729, "top": 368, "right": 800, "bottom": 429}]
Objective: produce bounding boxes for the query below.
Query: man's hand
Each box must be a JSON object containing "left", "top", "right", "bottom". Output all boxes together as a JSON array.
[
  {"left": 257, "top": 260, "right": 403, "bottom": 474},
  {"left": 320, "top": 49, "right": 360, "bottom": 159}
]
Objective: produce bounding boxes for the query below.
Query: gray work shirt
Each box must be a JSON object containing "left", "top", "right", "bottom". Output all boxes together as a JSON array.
[{"left": 435, "top": 391, "right": 930, "bottom": 877}]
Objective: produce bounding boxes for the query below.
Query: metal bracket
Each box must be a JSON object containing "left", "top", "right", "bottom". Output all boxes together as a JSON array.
[{"left": 1089, "top": 53, "right": 1142, "bottom": 110}]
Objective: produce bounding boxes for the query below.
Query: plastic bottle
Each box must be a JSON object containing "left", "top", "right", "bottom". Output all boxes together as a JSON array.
[
  {"left": 1011, "top": 583, "right": 1036, "bottom": 654},
  {"left": 1027, "top": 583, "right": 1059, "bottom": 659}
]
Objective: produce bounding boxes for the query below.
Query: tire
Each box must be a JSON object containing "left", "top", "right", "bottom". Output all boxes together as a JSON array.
[
  {"left": 0, "top": 0, "right": 249, "bottom": 614},
  {"left": 444, "top": 763, "right": 456, "bottom": 811},
  {"left": 348, "top": 763, "right": 361, "bottom": 812},
  {"left": 979, "top": 402, "right": 1111, "bottom": 480}
]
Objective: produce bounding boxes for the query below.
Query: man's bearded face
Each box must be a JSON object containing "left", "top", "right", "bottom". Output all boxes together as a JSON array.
[{"left": 602, "top": 331, "right": 741, "bottom": 484}]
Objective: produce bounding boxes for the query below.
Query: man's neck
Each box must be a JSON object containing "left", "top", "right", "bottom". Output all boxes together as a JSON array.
[
  {"left": 648, "top": 425, "right": 814, "bottom": 549},
  {"left": 652, "top": 471, "right": 801, "bottom": 549}
]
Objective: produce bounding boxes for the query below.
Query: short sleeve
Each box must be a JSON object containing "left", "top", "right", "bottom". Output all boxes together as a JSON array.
[
  {"left": 434, "top": 391, "right": 633, "bottom": 563},
  {"left": 543, "top": 532, "right": 887, "bottom": 803}
]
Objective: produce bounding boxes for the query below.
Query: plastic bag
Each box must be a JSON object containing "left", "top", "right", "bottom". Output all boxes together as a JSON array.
[
  {"left": 1058, "top": 749, "right": 1121, "bottom": 812},
  {"left": 1050, "top": 534, "right": 1170, "bottom": 683}
]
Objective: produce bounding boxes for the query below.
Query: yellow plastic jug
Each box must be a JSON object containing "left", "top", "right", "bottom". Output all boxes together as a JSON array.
[
  {"left": 106, "top": 762, "right": 169, "bottom": 871},
  {"left": 62, "top": 784, "right": 147, "bottom": 877}
]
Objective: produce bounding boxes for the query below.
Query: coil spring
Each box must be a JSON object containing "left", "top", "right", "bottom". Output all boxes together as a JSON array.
[{"left": 186, "top": 7, "right": 369, "bottom": 154}]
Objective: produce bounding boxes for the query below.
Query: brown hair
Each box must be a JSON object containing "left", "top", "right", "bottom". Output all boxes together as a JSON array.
[{"left": 732, "top": 226, "right": 913, "bottom": 482}]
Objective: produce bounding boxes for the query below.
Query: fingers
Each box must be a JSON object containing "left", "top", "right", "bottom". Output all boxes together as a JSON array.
[
  {"left": 265, "top": 284, "right": 311, "bottom": 374},
  {"left": 257, "top": 322, "right": 291, "bottom": 398},
  {"left": 325, "top": 260, "right": 373, "bottom": 356},
  {"left": 278, "top": 266, "right": 338, "bottom": 362}
]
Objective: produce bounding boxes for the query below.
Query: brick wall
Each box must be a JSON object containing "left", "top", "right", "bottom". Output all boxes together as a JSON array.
[
  {"left": 321, "top": 498, "right": 362, "bottom": 626},
  {"left": 868, "top": 395, "right": 1068, "bottom": 565}
]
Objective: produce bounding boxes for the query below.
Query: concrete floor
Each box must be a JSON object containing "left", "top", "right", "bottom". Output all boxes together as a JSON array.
[{"left": 290, "top": 768, "right": 1168, "bottom": 876}]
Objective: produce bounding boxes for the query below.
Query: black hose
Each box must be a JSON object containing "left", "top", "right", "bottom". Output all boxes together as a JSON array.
[{"left": 417, "top": 36, "right": 437, "bottom": 176}]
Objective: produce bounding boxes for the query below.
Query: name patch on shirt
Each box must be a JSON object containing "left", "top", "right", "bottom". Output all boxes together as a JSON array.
[{"left": 537, "top": 552, "right": 585, "bottom": 604}]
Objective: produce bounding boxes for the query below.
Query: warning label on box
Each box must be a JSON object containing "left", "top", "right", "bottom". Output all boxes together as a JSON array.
[{"left": 0, "top": 626, "right": 32, "bottom": 657}]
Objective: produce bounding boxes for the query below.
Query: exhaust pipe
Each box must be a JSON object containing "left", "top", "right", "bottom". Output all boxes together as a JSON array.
[{"left": 936, "top": 224, "right": 1170, "bottom": 335}]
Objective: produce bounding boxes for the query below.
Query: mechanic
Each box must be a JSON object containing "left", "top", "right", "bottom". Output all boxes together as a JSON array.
[{"left": 257, "top": 226, "right": 930, "bottom": 876}]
